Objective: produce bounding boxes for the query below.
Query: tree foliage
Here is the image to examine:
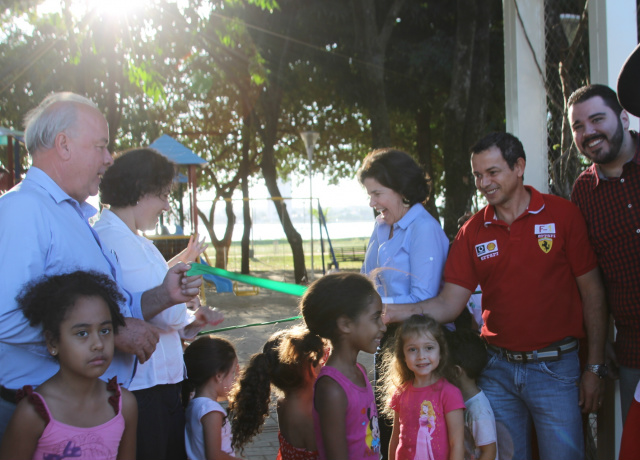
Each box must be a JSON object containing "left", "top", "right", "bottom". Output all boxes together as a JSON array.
[{"left": 0, "top": 0, "right": 507, "bottom": 277}]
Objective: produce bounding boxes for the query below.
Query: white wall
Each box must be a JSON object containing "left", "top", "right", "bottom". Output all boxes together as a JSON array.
[{"left": 503, "top": 0, "right": 548, "bottom": 191}]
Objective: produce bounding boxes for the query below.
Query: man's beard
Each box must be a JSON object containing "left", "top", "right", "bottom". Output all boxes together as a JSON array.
[{"left": 582, "top": 118, "right": 624, "bottom": 165}]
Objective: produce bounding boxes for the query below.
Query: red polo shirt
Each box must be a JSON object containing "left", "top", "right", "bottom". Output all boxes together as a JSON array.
[{"left": 445, "top": 186, "right": 597, "bottom": 351}]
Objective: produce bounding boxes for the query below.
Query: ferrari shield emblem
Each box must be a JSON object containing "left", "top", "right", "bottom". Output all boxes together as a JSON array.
[{"left": 538, "top": 237, "right": 552, "bottom": 253}]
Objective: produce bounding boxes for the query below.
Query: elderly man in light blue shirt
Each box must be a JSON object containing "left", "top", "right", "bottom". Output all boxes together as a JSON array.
[{"left": 0, "top": 92, "right": 202, "bottom": 438}]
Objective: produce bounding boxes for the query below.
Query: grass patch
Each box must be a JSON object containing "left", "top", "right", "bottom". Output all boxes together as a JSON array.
[{"left": 205, "top": 237, "right": 369, "bottom": 273}]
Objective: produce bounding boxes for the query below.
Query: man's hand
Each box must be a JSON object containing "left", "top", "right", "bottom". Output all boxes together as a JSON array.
[
  {"left": 114, "top": 318, "right": 161, "bottom": 364},
  {"left": 382, "top": 303, "right": 421, "bottom": 325},
  {"left": 383, "top": 284, "right": 472, "bottom": 325},
  {"left": 141, "top": 263, "right": 203, "bottom": 320},
  {"left": 579, "top": 370, "right": 605, "bottom": 413},
  {"left": 164, "top": 262, "right": 203, "bottom": 303}
]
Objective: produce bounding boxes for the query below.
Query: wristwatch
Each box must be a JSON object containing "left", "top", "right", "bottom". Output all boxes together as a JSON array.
[{"left": 585, "top": 364, "right": 608, "bottom": 379}]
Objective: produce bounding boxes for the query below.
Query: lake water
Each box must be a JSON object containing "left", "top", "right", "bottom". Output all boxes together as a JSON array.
[{"left": 200, "top": 220, "right": 374, "bottom": 242}]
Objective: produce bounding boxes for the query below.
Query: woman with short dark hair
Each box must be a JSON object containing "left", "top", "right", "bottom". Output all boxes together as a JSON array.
[
  {"left": 94, "top": 147, "right": 223, "bottom": 460},
  {"left": 359, "top": 148, "right": 448, "bottom": 305}
]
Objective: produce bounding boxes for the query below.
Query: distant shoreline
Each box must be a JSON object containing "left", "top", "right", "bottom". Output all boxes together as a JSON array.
[{"left": 155, "top": 220, "right": 376, "bottom": 243}]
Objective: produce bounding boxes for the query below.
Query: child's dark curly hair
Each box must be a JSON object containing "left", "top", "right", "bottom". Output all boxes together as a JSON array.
[
  {"left": 229, "top": 325, "right": 326, "bottom": 453},
  {"left": 17, "top": 270, "right": 126, "bottom": 343},
  {"left": 301, "top": 272, "right": 379, "bottom": 344},
  {"left": 182, "top": 336, "right": 238, "bottom": 408}
]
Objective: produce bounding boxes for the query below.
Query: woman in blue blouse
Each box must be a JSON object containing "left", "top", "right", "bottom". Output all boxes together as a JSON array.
[
  {"left": 360, "top": 148, "right": 448, "bottom": 306},
  {"left": 359, "top": 148, "right": 449, "bottom": 460}
]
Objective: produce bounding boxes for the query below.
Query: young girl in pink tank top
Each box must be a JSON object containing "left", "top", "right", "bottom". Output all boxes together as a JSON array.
[
  {"left": 0, "top": 271, "right": 137, "bottom": 460},
  {"left": 229, "top": 325, "right": 328, "bottom": 460},
  {"left": 300, "top": 272, "right": 387, "bottom": 460}
]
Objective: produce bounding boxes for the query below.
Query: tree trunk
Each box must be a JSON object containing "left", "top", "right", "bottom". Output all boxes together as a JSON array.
[
  {"left": 364, "top": 53, "right": 391, "bottom": 149},
  {"left": 102, "top": 24, "right": 122, "bottom": 151},
  {"left": 442, "top": 0, "right": 494, "bottom": 239},
  {"left": 466, "top": 1, "right": 492, "bottom": 143},
  {"left": 240, "top": 113, "right": 252, "bottom": 274},
  {"left": 350, "top": 0, "right": 406, "bottom": 149},
  {"left": 260, "top": 86, "right": 308, "bottom": 284},
  {"left": 415, "top": 106, "right": 440, "bottom": 221},
  {"left": 197, "top": 195, "right": 235, "bottom": 269}
]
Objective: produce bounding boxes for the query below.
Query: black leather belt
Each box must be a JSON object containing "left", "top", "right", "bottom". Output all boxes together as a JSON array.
[
  {"left": 486, "top": 337, "right": 579, "bottom": 363},
  {"left": 0, "top": 385, "right": 18, "bottom": 404}
]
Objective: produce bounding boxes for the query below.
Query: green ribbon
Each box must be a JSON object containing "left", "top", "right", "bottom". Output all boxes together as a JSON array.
[
  {"left": 188, "top": 263, "right": 484, "bottom": 336},
  {"left": 186, "top": 262, "right": 308, "bottom": 297},
  {"left": 197, "top": 315, "right": 303, "bottom": 336}
]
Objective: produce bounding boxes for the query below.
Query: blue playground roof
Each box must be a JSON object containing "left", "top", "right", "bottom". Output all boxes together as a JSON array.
[
  {"left": 149, "top": 134, "right": 207, "bottom": 166},
  {"left": 0, "top": 127, "right": 24, "bottom": 146},
  {"left": 0, "top": 127, "right": 23, "bottom": 137}
]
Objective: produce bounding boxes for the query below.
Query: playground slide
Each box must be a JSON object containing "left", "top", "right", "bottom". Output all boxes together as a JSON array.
[{"left": 198, "top": 257, "right": 234, "bottom": 293}]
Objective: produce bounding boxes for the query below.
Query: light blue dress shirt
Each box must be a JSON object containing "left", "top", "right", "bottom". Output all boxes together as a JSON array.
[
  {"left": 362, "top": 203, "right": 449, "bottom": 304},
  {"left": 0, "top": 167, "right": 143, "bottom": 389}
]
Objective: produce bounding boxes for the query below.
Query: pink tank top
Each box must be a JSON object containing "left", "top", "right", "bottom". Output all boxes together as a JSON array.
[
  {"left": 18, "top": 377, "right": 125, "bottom": 460},
  {"left": 312, "top": 364, "right": 381, "bottom": 460}
]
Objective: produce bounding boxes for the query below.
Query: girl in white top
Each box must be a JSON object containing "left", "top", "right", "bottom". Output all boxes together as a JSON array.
[{"left": 183, "top": 336, "right": 243, "bottom": 460}]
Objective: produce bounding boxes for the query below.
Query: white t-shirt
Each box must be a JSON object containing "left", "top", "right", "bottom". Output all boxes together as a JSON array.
[
  {"left": 185, "top": 397, "right": 234, "bottom": 460},
  {"left": 466, "top": 289, "right": 483, "bottom": 331},
  {"left": 463, "top": 390, "right": 498, "bottom": 460}
]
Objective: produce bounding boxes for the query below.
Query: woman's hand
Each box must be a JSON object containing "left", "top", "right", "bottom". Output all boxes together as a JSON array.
[
  {"left": 183, "top": 305, "right": 225, "bottom": 337},
  {"left": 168, "top": 235, "right": 208, "bottom": 266},
  {"left": 193, "top": 306, "right": 225, "bottom": 327}
]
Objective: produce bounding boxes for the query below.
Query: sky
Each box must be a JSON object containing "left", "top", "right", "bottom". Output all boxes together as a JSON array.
[{"left": 250, "top": 174, "right": 369, "bottom": 207}]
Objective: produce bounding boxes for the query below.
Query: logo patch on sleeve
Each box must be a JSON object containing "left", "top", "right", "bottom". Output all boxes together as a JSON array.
[{"left": 475, "top": 240, "right": 499, "bottom": 260}]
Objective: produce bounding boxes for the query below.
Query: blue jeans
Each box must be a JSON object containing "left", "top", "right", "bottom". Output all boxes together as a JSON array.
[{"left": 478, "top": 349, "right": 584, "bottom": 460}]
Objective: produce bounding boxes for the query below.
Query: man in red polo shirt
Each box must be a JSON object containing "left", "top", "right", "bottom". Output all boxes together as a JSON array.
[
  {"left": 568, "top": 83, "right": 640, "bottom": 423},
  {"left": 386, "top": 132, "right": 607, "bottom": 460}
]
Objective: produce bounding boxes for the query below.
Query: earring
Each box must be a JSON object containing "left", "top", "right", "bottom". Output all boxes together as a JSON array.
[
  {"left": 50, "top": 349, "right": 57, "bottom": 356},
  {"left": 402, "top": 197, "right": 410, "bottom": 208}
]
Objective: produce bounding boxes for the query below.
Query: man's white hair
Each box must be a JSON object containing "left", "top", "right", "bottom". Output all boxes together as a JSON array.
[{"left": 24, "top": 92, "right": 99, "bottom": 155}]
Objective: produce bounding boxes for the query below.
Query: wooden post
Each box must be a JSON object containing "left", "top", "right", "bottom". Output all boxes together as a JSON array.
[
  {"left": 7, "top": 136, "right": 14, "bottom": 188},
  {"left": 188, "top": 164, "right": 198, "bottom": 234}
]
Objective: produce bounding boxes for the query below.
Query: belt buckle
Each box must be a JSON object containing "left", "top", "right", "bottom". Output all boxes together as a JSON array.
[{"left": 509, "top": 352, "right": 525, "bottom": 363}]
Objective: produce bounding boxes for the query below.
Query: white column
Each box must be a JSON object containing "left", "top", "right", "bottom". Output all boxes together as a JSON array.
[
  {"left": 590, "top": 0, "right": 639, "bottom": 129},
  {"left": 589, "top": 0, "right": 638, "bottom": 86},
  {"left": 589, "top": 3, "right": 638, "bottom": 457},
  {"left": 503, "top": 0, "right": 547, "bottom": 192}
]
